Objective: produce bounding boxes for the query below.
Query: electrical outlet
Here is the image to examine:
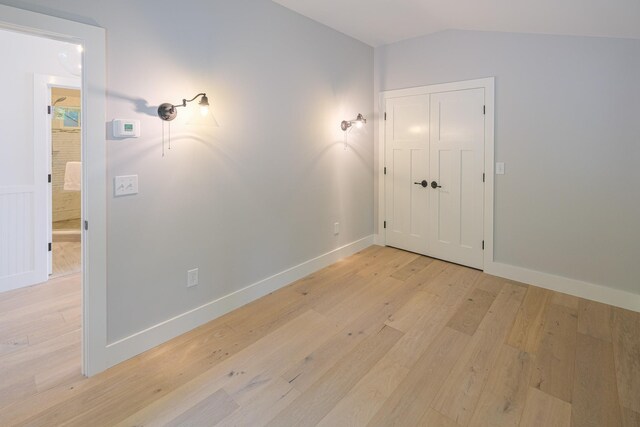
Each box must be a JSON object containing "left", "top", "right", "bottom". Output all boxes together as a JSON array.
[
  {"left": 496, "top": 162, "right": 505, "bottom": 175},
  {"left": 334, "top": 222, "right": 340, "bottom": 235},
  {"left": 187, "top": 268, "right": 199, "bottom": 287}
]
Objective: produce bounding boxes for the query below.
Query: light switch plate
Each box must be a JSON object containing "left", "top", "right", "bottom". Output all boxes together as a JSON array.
[
  {"left": 496, "top": 162, "right": 505, "bottom": 175},
  {"left": 114, "top": 175, "right": 138, "bottom": 196}
]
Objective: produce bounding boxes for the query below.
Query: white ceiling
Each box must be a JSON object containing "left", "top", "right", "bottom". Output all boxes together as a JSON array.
[{"left": 272, "top": 0, "right": 640, "bottom": 47}]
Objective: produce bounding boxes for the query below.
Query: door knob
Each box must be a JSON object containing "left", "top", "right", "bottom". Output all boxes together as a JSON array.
[
  {"left": 431, "top": 181, "right": 442, "bottom": 189},
  {"left": 414, "top": 180, "right": 428, "bottom": 188}
]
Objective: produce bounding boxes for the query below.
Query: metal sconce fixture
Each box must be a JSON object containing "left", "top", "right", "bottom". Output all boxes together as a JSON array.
[
  {"left": 340, "top": 113, "right": 366, "bottom": 149},
  {"left": 157, "top": 92, "right": 210, "bottom": 156},
  {"left": 341, "top": 113, "right": 366, "bottom": 131},
  {"left": 157, "top": 92, "right": 210, "bottom": 121}
]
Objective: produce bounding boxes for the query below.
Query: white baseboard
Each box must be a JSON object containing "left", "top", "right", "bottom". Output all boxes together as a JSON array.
[
  {"left": 0, "top": 271, "right": 41, "bottom": 293},
  {"left": 104, "top": 235, "right": 375, "bottom": 368},
  {"left": 484, "top": 261, "right": 640, "bottom": 313}
]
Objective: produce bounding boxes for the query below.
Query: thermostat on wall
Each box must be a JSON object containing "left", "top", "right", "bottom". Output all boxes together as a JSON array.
[{"left": 112, "top": 119, "right": 140, "bottom": 138}]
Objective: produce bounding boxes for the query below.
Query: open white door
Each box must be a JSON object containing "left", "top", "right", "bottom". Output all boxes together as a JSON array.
[{"left": 39, "top": 76, "right": 82, "bottom": 277}]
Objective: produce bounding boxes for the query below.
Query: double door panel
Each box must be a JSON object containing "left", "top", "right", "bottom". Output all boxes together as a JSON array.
[{"left": 385, "top": 88, "right": 485, "bottom": 269}]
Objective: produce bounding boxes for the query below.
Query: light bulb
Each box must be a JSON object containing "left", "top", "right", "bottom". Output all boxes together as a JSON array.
[
  {"left": 198, "top": 94, "right": 210, "bottom": 117},
  {"left": 355, "top": 120, "right": 364, "bottom": 129}
]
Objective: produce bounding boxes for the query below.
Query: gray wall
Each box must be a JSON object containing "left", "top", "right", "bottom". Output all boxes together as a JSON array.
[
  {"left": 1, "top": 0, "right": 374, "bottom": 342},
  {"left": 375, "top": 30, "right": 640, "bottom": 295}
]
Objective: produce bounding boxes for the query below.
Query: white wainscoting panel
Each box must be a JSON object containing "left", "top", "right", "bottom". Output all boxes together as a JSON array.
[{"left": 0, "top": 186, "right": 39, "bottom": 292}]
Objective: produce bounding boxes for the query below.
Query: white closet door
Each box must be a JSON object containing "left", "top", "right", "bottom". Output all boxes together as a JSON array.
[
  {"left": 428, "top": 88, "right": 485, "bottom": 269},
  {"left": 384, "top": 95, "right": 430, "bottom": 254}
]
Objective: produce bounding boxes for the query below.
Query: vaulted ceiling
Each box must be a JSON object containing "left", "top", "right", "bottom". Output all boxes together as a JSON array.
[{"left": 272, "top": 0, "right": 640, "bottom": 47}]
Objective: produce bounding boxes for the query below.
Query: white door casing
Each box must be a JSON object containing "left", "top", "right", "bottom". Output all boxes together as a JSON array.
[{"left": 379, "top": 78, "right": 494, "bottom": 270}]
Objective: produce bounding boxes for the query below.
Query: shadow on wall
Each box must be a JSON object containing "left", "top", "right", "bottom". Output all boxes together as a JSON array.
[{"left": 105, "top": 90, "right": 156, "bottom": 141}]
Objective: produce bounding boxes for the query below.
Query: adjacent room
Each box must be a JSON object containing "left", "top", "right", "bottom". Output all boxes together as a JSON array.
[{"left": 0, "top": 1, "right": 638, "bottom": 426}]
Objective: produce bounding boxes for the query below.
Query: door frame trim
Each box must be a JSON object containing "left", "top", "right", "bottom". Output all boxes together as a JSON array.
[
  {"left": 377, "top": 77, "right": 495, "bottom": 270},
  {"left": 0, "top": 4, "right": 108, "bottom": 376}
]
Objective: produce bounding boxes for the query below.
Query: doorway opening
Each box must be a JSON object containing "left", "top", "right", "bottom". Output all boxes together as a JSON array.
[
  {"left": 1, "top": 3, "right": 107, "bottom": 377},
  {"left": 49, "top": 86, "right": 82, "bottom": 278},
  {"left": 0, "top": 26, "right": 86, "bottom": 405}
]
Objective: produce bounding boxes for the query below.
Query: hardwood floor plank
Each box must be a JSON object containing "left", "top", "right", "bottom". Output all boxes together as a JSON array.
[
  {"left": 418, "top": 408, "right": 460, "bottom": 427},
  {"left": 113, "top": 309, "right": 336, "bottom": 427},
  {"left": 432, "top": 283, "right": 527, "bottom": 426},
  {"left": 0, "top": 330, "right": 79, "bottom": 408},
  {"left": 267, "top": 324, "right": 403, "bottom": 426},
  {"left": 281, "top": 275, "right": 416, "bottom": 392},
  {"left": 390, "top": 255, "right": 433, "bottom": 281},
  {"left": 218, "top": 377, "right": 300, "bottom": 427},
  {"left": 316, "top": 355, "right": 410, "bottom": 427},
  {"left": 386, "top": 267, "right": 480, "bottom": 370},
  {"left": 519, "top": 387, "right": 572, "bottom": 427},
  {"left": 385, "top": 288, "right": 441, "bottom": 333},
  {"left": 2, "top": 321, "right": 238, "bottom": 425},
  {"left": 472, "top": 274, "right": 505, "bottom": 298},
  {"left": 367, "top": 327, "right": 470, "bottom": 427},
  {"left": 622, "top": 407, "right": 640, "bottom": 427},
  {"left": 507, "top": 286, "right": 550, "bottom": 352},
  {"left": 612, "top": 308, "right": 640, "bottom": 413},
  {"left": 320, "top": 263, "right": 478, "bottom": 426},
  {"left": 530, "top": 303, "right": 578, "bottom": 403},
  {"left": 0, "top": 335, "right": 29, "bottom": 356},
  {"left": 577, "top": 298, "right": 613, "bottom": 342},
  {"left": 572, "top": 333, "right": 622, "bottom": 427},
  {"left": 356, "top": 248, "right": 418, "bottom": 279},
  {"left": 468, "top": 345, "right": 534, "bottom": 427},
  {"left": 166, "top": 389, "right": 237, "bottom": 427},
  {"left": 447, "top": 287, "right": 497, "bottom": 336},
  {"left": 550, "top": 292, "right": 580, "bottom": 310}
]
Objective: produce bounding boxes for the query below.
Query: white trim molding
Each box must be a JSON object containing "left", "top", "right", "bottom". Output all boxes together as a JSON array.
[
  {"left": 104, "top": 235, "right": 375, "bottom": 368},
  {"left": 485, "top": 261, "right": 640, "bottom": 313}
]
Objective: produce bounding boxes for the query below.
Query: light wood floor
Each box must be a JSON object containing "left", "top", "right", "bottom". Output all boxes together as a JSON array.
[
  {"left": 52, "top": 242, "right": 81, "bottom": 278},
  {"left": 0, "top": 246, "right": 638, "bottom": 426}
]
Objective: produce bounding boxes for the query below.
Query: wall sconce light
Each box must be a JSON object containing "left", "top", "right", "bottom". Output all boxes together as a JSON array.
[
  {"left": 341, "top": 113, "right": 366, "bottom": 131},
  {"left": 157, "top": 92, "right": 210, "bottom": 156},
  {"left": 157, "top": 92, "right": 210, "bottom": 121},
  {"left": 340, "top": 113, "right": 366, "bottom": 149}
]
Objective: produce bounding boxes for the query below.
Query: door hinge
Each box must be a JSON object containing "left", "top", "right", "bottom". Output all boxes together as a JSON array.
[
  {"left": 384, "top": 112, "right": 387, "bottom": 120},
  {"left": 48, "top": 174, "right": 52, "bottom": 183},
  {"left": 48, "top": 242, "right": 52, "bottom": 252},
  {"left": 84, "top": 220, "right": 89, "bottom": 231},
  {"left": 383, "top": 221, "right": 387, "bottom": 229},
  {"left": 384, "top": 167, "right": 387, "bottom": 175},
  {"left": 47, "top": 105, "right": 51, "bottom": 115},
  {"left": 482, "top": 173, "right": 485, "bottom": 182},
  {"left": 482, "top": 240, "right": 485, "bottom": 250},
  {"left": 483, "top": 105, "right": 486, "bottom": 115}
]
